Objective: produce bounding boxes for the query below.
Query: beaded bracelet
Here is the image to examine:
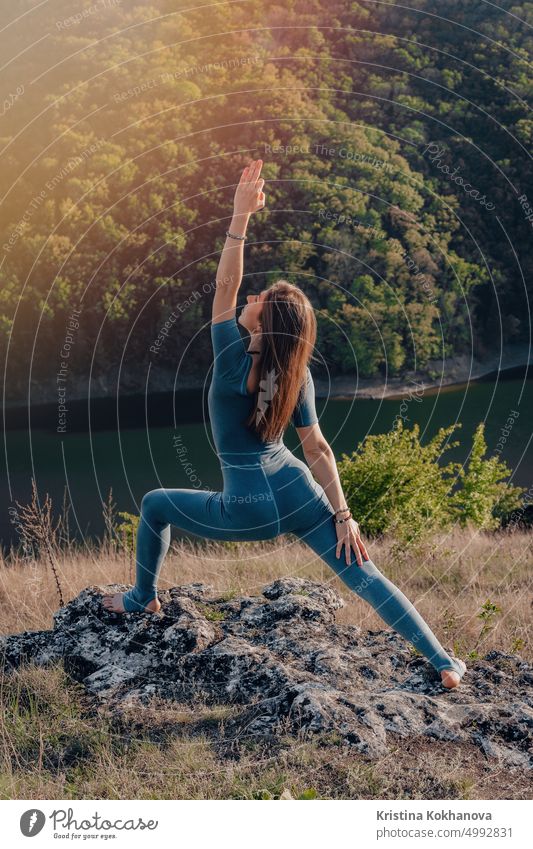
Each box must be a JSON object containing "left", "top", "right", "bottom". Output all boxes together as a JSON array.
[
  {"left": 226, "top": 229, "right": 247, "bottom": 241},
  {"left": 333, "top": 511, "right": 352, "bottom": 524}
]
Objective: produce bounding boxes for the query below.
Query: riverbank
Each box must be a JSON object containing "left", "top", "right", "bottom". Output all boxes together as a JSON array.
[
  {"left": 314, "top": 342, "right": 532, "bottom": 401},
  {"left": 4, "top": 341, "right": 531, "bottom": 409}
]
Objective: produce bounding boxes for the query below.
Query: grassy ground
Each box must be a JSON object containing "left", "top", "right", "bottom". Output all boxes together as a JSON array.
[{"left": 0, "top": 525, "right": 531, "bottom": 799}]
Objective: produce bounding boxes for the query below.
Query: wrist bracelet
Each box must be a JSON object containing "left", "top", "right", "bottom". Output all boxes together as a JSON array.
[
  {"left": 333, "top": 511, "right": 352, "bottom": 524},
  {"left": 335, "top": 507, "right": 350, "bottom": 515},
  {"left": 226, "top": 229, "right": 247, "bottom": 241}
]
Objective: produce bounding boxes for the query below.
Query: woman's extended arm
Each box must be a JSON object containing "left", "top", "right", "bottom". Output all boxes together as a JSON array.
[
  {"left": 212, "top": 159, "right": 265, "bottom": 324},
  {"left": 302, "top": 434, "right": 370, "bottom": 567}
]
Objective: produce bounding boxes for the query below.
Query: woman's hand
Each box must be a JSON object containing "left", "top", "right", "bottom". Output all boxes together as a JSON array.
[
  {"left": 233, "top": 159, "right": 265, "bottom": 216},
  {"left": 335, "top": 516, "right": 369, "bottom": 567}
]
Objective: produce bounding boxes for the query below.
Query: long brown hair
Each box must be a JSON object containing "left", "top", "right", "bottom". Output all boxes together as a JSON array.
[{"left": 244, "top": 280, "right": 317, "bottom": 442}]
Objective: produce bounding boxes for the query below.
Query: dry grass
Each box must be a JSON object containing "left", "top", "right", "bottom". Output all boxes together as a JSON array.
[
  {"left": 1, "top": 663, "right": 531, "bottom": 801},
  {"left": 0, "top": 525, "right": 530, "bottom": 661},
  {"left": 0, "top": 523, "right": 531, "bottom": 800}
]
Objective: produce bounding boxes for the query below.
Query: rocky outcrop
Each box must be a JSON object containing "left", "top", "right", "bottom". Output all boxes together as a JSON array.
[{"left": 1, "top": 578, "right": 531, "bottom": 767}]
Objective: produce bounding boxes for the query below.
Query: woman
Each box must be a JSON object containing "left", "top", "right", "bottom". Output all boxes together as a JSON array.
[{"left": 103, "top": 159, "right": 467, "bottom": 690}]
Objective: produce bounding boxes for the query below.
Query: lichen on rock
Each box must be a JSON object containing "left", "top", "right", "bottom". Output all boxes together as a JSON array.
[{"left": 1, "top": 577, "right": 531, "bottom": 768}]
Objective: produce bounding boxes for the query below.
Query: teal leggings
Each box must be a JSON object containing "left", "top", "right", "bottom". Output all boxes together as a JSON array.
[{"left": 122, "top": 448, "right": 464, "bottom": 678}]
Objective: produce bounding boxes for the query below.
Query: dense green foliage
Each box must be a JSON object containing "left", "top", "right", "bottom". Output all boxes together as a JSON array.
[
  {"left": 1, "top": 1, "right": 531, "bottom": 396},
  {"left": 448, "top": 423, "right": 526, "bottom": 530},
  {"left": 337, "top": 419, "right": 525, "bottom": 543}
]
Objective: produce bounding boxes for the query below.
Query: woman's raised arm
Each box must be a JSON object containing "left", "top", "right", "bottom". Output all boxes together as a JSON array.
[{"left": 212, "top": 159, "right": 265, "bottom": 324}]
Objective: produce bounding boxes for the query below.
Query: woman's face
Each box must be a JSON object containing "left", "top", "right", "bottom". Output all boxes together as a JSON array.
[{"left": 238, "top": 289, "right": 268, "bottom": 333}]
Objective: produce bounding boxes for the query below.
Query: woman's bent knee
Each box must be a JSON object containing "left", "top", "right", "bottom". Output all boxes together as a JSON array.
[{"left": 140, "top": 488, "right": 167, "bottom": 518}]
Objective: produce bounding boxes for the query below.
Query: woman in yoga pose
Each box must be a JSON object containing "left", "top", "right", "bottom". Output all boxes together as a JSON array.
[{"left": 103, "top": 159, "right": 467, "bottom": 689}]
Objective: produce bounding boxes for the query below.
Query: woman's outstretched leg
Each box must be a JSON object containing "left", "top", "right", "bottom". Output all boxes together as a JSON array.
[
  {"left": 293, "top": 514, "right": 466, "bottom": 684},
  {"left": 102, "top": 487, "right": 247, "bottom": 613}
]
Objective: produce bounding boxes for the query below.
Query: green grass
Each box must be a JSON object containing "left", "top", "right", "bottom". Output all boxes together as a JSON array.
[
  {"left": 1, "top": 524, "right": 530, "bottom": 800},
  {"left": 0, "top": 662, "right": 529, "bottom": 801}
]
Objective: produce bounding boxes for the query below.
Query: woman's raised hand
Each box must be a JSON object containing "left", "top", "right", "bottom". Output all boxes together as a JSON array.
[{"left": 233, "top": 159, "right": 265, "bottom": 216}]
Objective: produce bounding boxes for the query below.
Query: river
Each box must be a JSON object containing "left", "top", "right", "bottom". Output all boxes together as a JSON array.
[{"left": 1, "top": 365, "right": 531, "bottom": 551}]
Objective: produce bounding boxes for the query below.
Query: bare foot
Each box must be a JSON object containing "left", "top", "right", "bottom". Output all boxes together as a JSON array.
[
  {"left": 440, "top": 658, "right": 467, "bottom": 689},
  {"left": 101, "top": 592, "right": 161, "bottom": 614}
]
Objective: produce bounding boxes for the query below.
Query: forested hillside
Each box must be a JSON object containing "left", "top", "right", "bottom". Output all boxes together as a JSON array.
[{"left": 1, "top": 0, "right": 531, "bottom": 398}]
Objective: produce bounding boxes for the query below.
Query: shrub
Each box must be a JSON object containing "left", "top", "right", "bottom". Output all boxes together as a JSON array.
[
  {"left": 337, "top": 419, "right": 462, "bottom": 544},
  {"left": 337, "top": 419, "right": 525, "bottom": 544},
  {"left": 447, "top": 423, "right": 525, "bottom": 530}
]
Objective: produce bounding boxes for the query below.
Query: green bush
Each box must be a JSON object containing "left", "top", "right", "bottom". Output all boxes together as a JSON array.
[
  {"left": 448, "top": 423, "right": 524, "bottom": 530},
  {"left": 116, "top": 511, "right": 140, "bottom": 557},
  {"left": 337, "top": 419, "right": 525, "bottom": 544}
]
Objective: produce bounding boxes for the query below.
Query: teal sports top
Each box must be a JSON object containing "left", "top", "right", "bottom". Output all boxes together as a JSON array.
[{"left": 208, "top": 316, "right": 318, "bottom": 465}]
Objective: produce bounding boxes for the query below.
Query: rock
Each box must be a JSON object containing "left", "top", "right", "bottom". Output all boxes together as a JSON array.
[{"left": 0, "top": 577, "right": 531, "bottom": 767}]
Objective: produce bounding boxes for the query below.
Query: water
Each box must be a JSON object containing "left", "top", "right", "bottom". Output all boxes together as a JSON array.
[{"left": 2, "top": 369, "right": 531, "bottom": 551}]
